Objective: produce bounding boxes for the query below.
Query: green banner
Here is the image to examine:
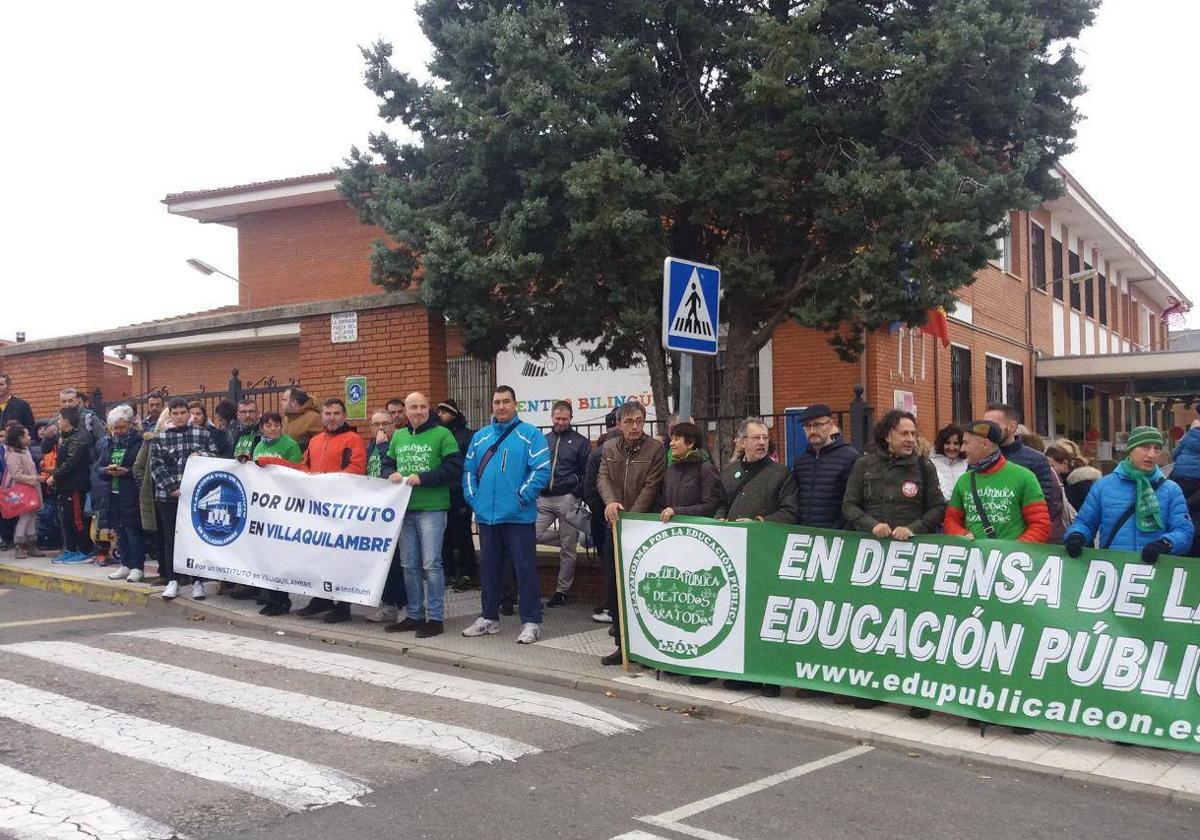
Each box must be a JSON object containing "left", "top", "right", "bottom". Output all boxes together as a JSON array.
[{"left": 616, "top": 513, "right": 1200, "bottom": 752}]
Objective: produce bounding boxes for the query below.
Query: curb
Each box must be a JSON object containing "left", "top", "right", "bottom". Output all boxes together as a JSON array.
[
  {"left": 5, "top": 564, "right": 1198, "bottom": 808},
  {"left": 0, "top": 564, "right": 157, "bottom": 608}
]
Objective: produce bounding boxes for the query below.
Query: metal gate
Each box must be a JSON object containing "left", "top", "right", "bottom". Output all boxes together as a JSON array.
[{"left": 446, "top": 355, "right": 494, "bottom": 429}]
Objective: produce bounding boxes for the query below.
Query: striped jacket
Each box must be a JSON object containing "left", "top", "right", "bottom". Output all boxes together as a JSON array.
[
  {"left": 149, "top": 424, "right": 216, "bottom": 502},
  {"left": 462, "top": 415, "right": 551, "bottom": 525}
]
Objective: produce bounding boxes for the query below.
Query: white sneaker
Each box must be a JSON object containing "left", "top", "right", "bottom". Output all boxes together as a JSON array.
[
  {"left": 162, "top": 581, "right": 179, "bottom": 600},
  {"left": 592, "top": 608, "right": 613, "bottom": 624},
  {"left": 365, "top": 604, "right": 400, "bottom": 623},
  {"left": 107, "top": 567, "right": 131, "bottom": 581},
  {"left": 127, "top": 569, "right": 144, "bottom": 583},
  {"left": 461, "top": 617, "right": 501, "bottom": 637},
  {"left": 516, "top": 623, "right": 542, "bottom": 645},
  {"left": 191, "top": 581, "right": 206, "bottom": 600}
]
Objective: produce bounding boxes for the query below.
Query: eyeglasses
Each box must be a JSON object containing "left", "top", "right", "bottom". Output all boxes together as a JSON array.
[
  {"left": 619, "top": 418, "right": 644, "bottom": 426},
  {"left": 802, "top": 419, "right": 832, "bottom": 430},
  {"left": 745, "top": 434, "right": 771, "bottom": 442}
]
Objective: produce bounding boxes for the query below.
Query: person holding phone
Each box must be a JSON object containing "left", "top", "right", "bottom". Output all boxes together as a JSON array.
[{"left": 97, "top": 405, "right": 146, "bottom": 582}]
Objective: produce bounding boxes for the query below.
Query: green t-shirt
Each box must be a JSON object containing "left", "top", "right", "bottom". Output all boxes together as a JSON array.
[
  {"left": 252, "top": 434, "right": 303, "bottom": 464},
  {"left": 949, "top": 460, "right": 1045, "bottom": 541},
  {"left": 387, "top": 424, "right": 460, "bottom": 511}
]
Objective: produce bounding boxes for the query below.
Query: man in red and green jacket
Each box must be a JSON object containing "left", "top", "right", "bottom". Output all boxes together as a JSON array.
[{"left": 944, "top": 419, "right": 1051, "bottom": 543}]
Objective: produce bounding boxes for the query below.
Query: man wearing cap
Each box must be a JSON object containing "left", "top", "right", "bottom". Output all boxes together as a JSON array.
[
  {"left": 944, "top": 419, "right": 1051, "bottom": 543},
  {"left": 791, "top": 404, "right": 859, "bottom": 529},
  {"left": 1064, "top": 426, "right": 1193, "bottom": 562}
]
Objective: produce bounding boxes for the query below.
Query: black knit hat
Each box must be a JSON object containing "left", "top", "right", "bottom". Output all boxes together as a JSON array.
[
  {"left": 436, "top": 399, "right": 462, "bottom": 420},
  {"left": 604, "top": 409, "right": 618, "bottom": 429}
]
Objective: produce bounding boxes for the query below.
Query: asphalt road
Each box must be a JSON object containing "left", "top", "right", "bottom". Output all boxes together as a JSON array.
[{"left": 0, "top": 586, "right": 1195, "bottom": 840}]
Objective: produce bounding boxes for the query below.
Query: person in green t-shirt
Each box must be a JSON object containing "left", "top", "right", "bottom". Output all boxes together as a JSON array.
[
  {"left": 384, "top": 392, "right": 463, "bottom": 638},
  {"left": 251, "top": 412, "right": 303, "bottom": 464},
  {"left": 944, "top": 419, "right": 1051, "bottom": 543}
]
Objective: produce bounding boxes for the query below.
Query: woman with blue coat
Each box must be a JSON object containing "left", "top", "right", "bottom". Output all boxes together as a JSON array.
[{"left": 1064, "top": 426, "right": 1193, "bottom": 563}]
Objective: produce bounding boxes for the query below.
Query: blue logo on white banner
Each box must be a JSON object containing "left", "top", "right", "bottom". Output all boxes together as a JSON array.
[
  {"left": 662, "top": 257, "right": 720, "bottom": 355},
  {"left": 191, "top": 470, "right": 249, "bottom": 546}
]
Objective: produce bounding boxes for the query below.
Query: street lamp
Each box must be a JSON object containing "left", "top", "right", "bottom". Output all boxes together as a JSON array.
[{"left": 186, "top": 258, "right": 252, "bottom": 309}]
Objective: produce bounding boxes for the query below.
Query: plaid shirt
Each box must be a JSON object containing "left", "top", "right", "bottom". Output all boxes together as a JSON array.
[{"left": 149, "top": 424, "right": 215, "bottom": 502}]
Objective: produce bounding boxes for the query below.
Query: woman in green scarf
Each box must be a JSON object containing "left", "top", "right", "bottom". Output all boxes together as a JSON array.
[{"left": 1064, "top": 426, "right": 1193, "bottom": 562}]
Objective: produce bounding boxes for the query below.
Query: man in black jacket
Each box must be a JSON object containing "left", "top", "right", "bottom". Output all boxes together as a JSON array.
[
  {"left": 983, "top": 403, "right": 1061, "bottom": 538},
  {"left": 536, "top": 400, "right": 591, "bottom": 607},
  {"left": 0, "top": 373, "right": 35, "bottom": 436},
  {"left": 436, "top": 399, "right": 478, "bottom": 590},
  {"left": 790, "top": 404, "right": 859, "bottom": 529}
]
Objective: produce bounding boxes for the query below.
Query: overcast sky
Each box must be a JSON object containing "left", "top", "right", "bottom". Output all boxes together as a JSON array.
[{"left": 1, "top": 0, "right": 1193, "bottom": 344}]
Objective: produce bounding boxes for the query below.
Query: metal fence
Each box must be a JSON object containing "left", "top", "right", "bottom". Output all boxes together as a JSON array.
[
  {"left": 447, "top": 355, "right": 495, "bottom": 430},
  {"left": 537, "top": 409, "right": 854, "bottom": 467},
  {"left": 94, "top": 370, "right": 296, "bottom": 424}
]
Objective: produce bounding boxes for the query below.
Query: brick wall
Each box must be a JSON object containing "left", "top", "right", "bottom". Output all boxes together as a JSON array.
[
  {"left": 138, "top": 341, "right": 300, "bottom": 397},
  {"left": 298, "top": 303, "right": 448, "bottom": 428},
  {"left": 0, "top": 345, "right": 105, "bottom": 419},
  {"left": 771, "top": 320, "right": 861, "bottom": 412},
  {"left": 101, "top": 362, "right": 134, "bottom": 402},
  {"left": 237, "top": 202, "right": 392, "bottom": 307}
]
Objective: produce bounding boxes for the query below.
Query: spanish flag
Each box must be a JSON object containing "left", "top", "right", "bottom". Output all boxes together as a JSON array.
[{"left": 919, "top": 306, "right": 950, "bottom": 347}]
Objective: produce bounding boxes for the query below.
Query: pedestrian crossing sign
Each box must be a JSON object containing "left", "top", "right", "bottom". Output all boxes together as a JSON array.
[{"left": 662, "top": 257, "right": 720, "bottom": 355}]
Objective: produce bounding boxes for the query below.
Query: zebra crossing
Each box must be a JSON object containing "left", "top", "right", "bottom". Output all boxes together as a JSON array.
[{"left": 0, "top": 627, "right": 643, "bottom": 840}]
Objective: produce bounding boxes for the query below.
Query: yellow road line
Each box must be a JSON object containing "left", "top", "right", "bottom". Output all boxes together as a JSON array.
[{"left": 0, "top": 612, "right": 135, "bottom": 630}]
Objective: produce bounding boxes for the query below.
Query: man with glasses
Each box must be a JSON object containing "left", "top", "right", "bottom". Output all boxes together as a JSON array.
[
  {"left": 790, "top": 404, "right": 859, "bottom": 529},
  {"left": 597, "top": 401, "right": 666, "bottom": 665},
  {"left": 230, "top": 399, "right": 261, "bottom": 460}
]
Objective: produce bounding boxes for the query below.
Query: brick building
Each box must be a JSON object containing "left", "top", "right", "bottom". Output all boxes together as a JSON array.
[{"left": 0, "top": 165, "right": 1189, "bottom": 462}]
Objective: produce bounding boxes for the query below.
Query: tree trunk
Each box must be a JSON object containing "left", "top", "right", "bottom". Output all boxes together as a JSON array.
[
  {"left": 641, "top": 328, "right": 672, "bottom": 436},
  {"left": 715, "top": 314, "right": 767, "bottom": 464}
]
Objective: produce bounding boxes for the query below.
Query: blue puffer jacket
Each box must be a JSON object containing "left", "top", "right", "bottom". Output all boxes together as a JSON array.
[
  {"left": 791, "top": 436, "right": 859, "bottom": 529},
  {"left": 92, "top": 430, "right": 143, "bottom": 530},
  {"left": 1171, "top": 428, "right": 1200, "bottom": 481},
  {"left": 1064, "top": 467, "right": 1194, "bottom": 554},
  {"left": 463, "top": 416, "right": 551, "bottom": 525}
]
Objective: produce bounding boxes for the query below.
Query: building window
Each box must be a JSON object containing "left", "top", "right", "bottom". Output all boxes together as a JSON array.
[
  {"left": 705, "top": 351, "right": 761, "bottom": 417},
  {"left": 1030, "top": 224, "right": 1046, "bottom": 288},
  {"left": 990, "top": 230, "right": 1011, "bottom": 274},
  {"left": 1068, "top": 251, "right": 1081, "bottom": 310},
  {"left": 950, "top": 346, "right": 972, "bottom": 423},
  {"left": 1099, "top": 392, "right": 1111, "bottom": 439},
  {"left": 1051, "top": 237, "right": 1064, "bottom": 301},
  {"left": 1084, "top": 262, "right": 1095, "bottom": 318},
  {"left": 1098, "top": 273, "right": 1108, "bottom": 326},
  {"left": 1035, "top": 378, "right": 1049, "bottom": 436},
  {"left": 986, "top": 355, "right": 1024, "bottom": 420}
]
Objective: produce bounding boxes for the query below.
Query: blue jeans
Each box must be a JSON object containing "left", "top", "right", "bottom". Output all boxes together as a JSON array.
[
  {"left": 400, "top": 509, "right": 448, "bottom": 621},
  {"left": 478, "top": 522, "right": 542, "bottom": 625},
  {"left": 117, "top": 524, "right": 146, "bottom": 571}
]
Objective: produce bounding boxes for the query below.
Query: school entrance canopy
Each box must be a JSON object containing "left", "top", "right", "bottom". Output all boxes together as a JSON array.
[{"left": 1036, "top": 348, "right": 1200, "bottom": 458}]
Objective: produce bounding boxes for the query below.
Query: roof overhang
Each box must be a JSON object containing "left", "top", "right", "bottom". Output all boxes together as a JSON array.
[
  {"left": 117, "top": 323, "right": 302, "bottom": 356},
  {"left": 0, "top": 290, "right": 418, "bottom": 356},
  {"left": 1044, "top": 165, "right": 1187, "bottom": 310},
  {"left": 1037, "top": 349, "right": 1200, "bottom": 397},
  {"left": 163, "top": 173, "right": 340, "bottom": 225}
]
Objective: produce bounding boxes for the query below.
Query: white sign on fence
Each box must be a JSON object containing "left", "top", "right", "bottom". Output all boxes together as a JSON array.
[
  {"left": 330, "top": 311, "right": 358, "bottom": 343},
  {"left": 174, "top": 458, "right": 411, "bottom": 606}
]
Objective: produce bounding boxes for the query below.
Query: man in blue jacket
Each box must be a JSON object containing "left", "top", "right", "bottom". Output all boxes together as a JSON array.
[
  {"left": 461, "top": 386, "right": 551, "bottom": 644},
  {"left": 536, "top": 400, "right": 591, "bottom": 608},
  {"left": 1064, "top": 425, "right": 1193, "bottom": 562},
  {"left": 790, "top": 404, "right": 859, "bottom": 529}
]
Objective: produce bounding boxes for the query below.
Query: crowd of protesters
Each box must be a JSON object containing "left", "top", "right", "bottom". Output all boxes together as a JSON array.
[{"left": 2, "top": 370, "right": 1197, "bottom": 733}]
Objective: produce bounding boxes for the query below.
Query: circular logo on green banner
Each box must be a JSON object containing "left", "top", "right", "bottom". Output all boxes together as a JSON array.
[{"left": 628, "top": 525, "right": 741, "bottom": 660}]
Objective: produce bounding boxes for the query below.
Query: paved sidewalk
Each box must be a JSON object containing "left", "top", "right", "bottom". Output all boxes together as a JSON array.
[{"left": 3, "top": 547, "right": 1199, "bottom": 804}]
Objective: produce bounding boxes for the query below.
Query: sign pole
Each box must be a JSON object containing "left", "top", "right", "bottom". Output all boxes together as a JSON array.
[
  {"left": 678, "top": 352, "right": 692, "bottom": 422},
  {"left": 611, "top": 519, "right": 631, "bottom": 672}
]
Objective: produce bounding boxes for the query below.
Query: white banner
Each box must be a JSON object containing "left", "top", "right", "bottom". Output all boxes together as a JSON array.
[
  {"left": 495, "top": 340, "right": 658, "bottom": 427},
  {"left": 173, "top": 458, "right": 411, "bottom": 606}
]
